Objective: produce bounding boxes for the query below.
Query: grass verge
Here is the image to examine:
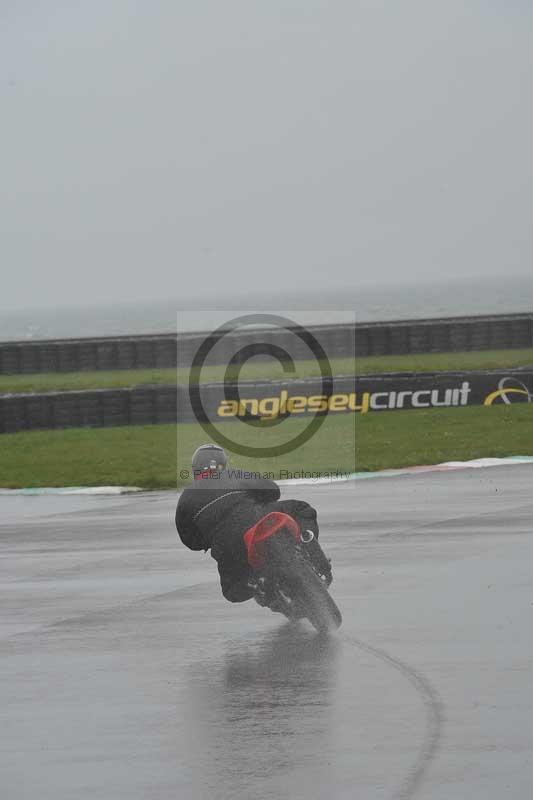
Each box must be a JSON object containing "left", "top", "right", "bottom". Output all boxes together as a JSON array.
[
  {"left": 0, "top": 404, "right": 531, "bottom": 489},
  {"left": 1, "top": 348, "right": 532, "bottom": 394}
]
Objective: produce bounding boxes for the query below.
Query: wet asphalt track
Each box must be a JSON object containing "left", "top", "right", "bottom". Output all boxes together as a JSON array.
[{"left": 2, "top": 465, "right": 533, "bottom": 799}]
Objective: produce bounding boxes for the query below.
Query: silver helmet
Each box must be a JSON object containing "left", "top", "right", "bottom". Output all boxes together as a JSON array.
[{"left": 191, "top": 443, "right": 228, "bottom": 477}]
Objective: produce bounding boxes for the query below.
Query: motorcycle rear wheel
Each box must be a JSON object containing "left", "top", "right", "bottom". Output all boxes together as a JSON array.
[{"left": 264, "top": 531, "right": 342, "bottom": 633}]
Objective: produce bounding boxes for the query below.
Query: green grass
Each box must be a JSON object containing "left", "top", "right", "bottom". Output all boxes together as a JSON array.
[
  {"left": 0, "top": 404, "right": 531, "bottom": 489},
  {"left": 1, "top": 348, "right": 532, "bottom": 394}
]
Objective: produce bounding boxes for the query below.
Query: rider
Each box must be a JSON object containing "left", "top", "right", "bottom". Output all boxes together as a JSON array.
[{"left": 175, "top": 443, "right": 332, "bottom": 603}]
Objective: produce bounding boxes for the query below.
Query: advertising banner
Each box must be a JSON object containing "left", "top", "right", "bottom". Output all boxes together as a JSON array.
[
  {"left": 188, "top": 369, "right": 533, "bottom": 424},
  {"left": 1, "top": 369, "right": 532, "bottom": 433}
]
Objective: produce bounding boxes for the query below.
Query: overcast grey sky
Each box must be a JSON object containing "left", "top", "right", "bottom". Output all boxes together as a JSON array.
[{"left": 2, "top": 0, "right": 532, "bottom": 311}]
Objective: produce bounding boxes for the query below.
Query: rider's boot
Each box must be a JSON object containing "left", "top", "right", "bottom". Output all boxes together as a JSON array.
[
  {"left": 248, "top": 577, "right": 292, "bottom": 615},
  {"left": 248, "top": 577, "right": 269, "bottom": 606}
]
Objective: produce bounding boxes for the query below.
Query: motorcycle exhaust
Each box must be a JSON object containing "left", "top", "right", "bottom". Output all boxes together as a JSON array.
[{"left": 301, "top": 529, "right": 315, "bottom": 543}]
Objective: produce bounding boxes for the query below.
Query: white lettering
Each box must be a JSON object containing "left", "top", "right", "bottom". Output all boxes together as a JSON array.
[
  {"left": 412, "top": 390, "right": 431, "bottom": 408},
  {"left": 370, "top": 392, "right": 389, "bottom": 410},
  {"left": 460, "top": 381, "right": 471, "bottom": 406},
  {"left": 396, "top": 391, "right": 412, "bottom": 408},
  {"left": 430, "top": 388, "right": 454, "bottom": 407}
]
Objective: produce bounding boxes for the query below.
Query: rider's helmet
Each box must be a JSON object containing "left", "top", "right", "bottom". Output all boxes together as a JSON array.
[{"left": 191, "top": 443, "right": 228, "bottom": 478}]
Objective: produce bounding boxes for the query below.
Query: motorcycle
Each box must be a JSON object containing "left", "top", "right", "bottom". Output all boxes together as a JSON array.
[{"left": 244, "top": 511, "right": 342, "bottom": 634}]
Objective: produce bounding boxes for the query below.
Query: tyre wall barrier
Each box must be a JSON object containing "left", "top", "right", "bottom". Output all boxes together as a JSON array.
[
  {"left": 1, "top": 369, "right": 531, "bottom": 434},
  {"left": 0, "top": 313, "right": 532, "bottom": 375}
]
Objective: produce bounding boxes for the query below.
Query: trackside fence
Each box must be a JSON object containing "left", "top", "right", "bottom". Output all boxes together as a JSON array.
[{"left": 0, "top": 313, "right": 532, "bottom": 375}]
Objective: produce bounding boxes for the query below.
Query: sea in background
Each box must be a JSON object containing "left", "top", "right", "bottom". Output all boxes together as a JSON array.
[{"left": 1, "top": 275, "right": 533, "bottom": 342}]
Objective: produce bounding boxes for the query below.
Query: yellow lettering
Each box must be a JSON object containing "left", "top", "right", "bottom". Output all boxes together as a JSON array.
[
  {"left": 287, "top": 395, "right": 307, "bottom": 413},
  {"left": 218, "top": 400, "right": 238, "bottom": 417},
  {"left": 308, "top": 395, "right": 328, "bottom": 412},
  {"left": 348, "top": 392, "right": 370, "bottom": 414},
  {"left": 258, "top": 397, "right": 280, "bottom": 418},
  {"left": 328, "top": 393, "right": 349, "bottom": 411},
  {"left": 238, "top": 398, "right": 259, "bottom": 416}
]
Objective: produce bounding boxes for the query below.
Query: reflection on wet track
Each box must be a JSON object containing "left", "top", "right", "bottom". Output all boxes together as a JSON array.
[{"left": 181, "top": 626, "right": 340, "bottom": 798}]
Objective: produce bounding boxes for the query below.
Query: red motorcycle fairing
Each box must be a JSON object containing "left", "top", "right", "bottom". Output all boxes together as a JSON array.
[{"left": 243, "top": 511, "right": 301, "bottom": 569}]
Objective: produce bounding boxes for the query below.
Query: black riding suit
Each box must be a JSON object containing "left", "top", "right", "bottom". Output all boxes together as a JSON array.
[{"left": 175, "top": 471, "right": 320, "bottom": 602}]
